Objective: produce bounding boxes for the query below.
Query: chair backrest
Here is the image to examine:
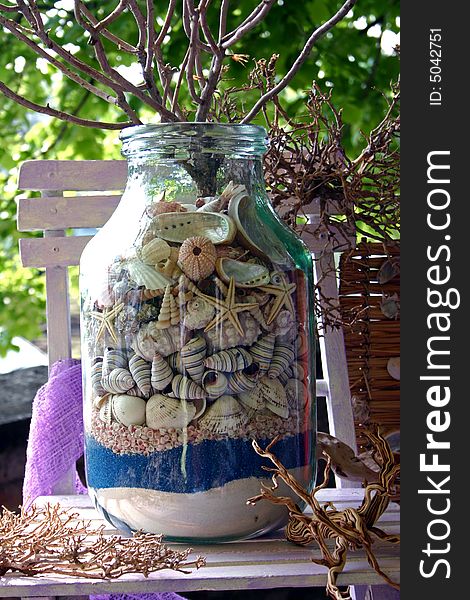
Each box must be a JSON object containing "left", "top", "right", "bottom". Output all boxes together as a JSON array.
[{"left": 17, "top": 159, "right": 357, "bottom": 464}]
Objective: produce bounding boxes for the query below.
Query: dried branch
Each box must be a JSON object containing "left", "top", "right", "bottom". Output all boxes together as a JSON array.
[
  {"left": 222, "top": 0, "right": 277, "bottom": 48},
  {"left": 0, "top": 503, "right": 206, "bottom": 578}
]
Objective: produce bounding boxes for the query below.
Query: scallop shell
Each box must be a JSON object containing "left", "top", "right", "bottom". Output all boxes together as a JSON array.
[
  {"left": 112, "top": 394, "right": 146, "bottom": 426},
  {"left": 140, "top": 238, "right": 171, "bottom": 265},
  {"left": 146, "top": 394, "right": 196, "bottom": 429},
  {"left": 268, "top": 342, "right": 296, "bottom": 379},
  {"left": 295, "top": 331, "right": 308, "bottom": 357},
  {"left": 127, "top": 259, "right": 173, "bottom": 289},
  {"left": 249, "top": 333, "right": 276, "bottom": 372},
  {"left": 285, "top": 378, "right": 308, "bottom": 410},
  {"left": 215, "top": 258, "right": 270, "bottom": 288},
  {"left": 226, "top": 365, "right": 260, "bottom": 394},
  {"left": 128, "top": 354, "right": 152, "bottom": 398},
  {"left": 102, "top": 348, "right": 128, "bottom": 376},
  {"left": 151, "top": 354, "right": 174, "bottom": 391},
  {"left": 202, "top": 370, "right": 228, "bottom": 399},
  {"left": 204, "top": 348, "right": 253, "bottom": 372},
  {"left": 99, "top": 395, "right": 113, "bottom": 424},
  {"left": 183, "top": 297, "right": 215, "bottom": 330},
  {"left": 172, "top": 373, "right": 206, "bottom": 400},
  {"left": 178, "top": 236, "right": 217, "bottom": 281},
  {"left": 180, "top": 336, "right": 207, "bottom": 384},
  {"left": 155, "top": 285, "right": 172, "bottom": 329},
  {"left": 239, "top": 376, "right": 289, "bottom": 418},
  {"left": 91, "top": 359, "right": 105, "bottom": 396},
  {"left": 101, "top": 368, "right": 135, "bottom": 394},
  {"left": 198, "top": 395, "right": 249, "bottom": 435},
  {"left": 153, "top": 212, "right": 236, "bottom": 245}
]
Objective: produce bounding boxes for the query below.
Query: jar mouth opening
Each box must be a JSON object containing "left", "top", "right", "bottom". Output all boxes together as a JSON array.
[{"left": 120, "top": 122, "right": 268, "bottom": 158}]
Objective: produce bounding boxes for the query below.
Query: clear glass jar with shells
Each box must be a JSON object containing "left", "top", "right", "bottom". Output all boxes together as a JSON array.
[{"left": 80, "top": 123, "right": 316, "bottom": 541}]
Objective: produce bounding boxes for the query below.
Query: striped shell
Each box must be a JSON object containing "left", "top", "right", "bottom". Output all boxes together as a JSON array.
[
  {"left": 215, "top": 258, "right": 270, "bottom": 288},
  {"left": 91, "top": 359, "right": 105, "bottom": 396},
  {"left": 102, "top": 348, "right": 127, "bottom": 376},
  {"left": 112, "top": 394, "right": 146, "bottom": 426},
  {"left": 202, "top": 370, "right": 228, "bottom": 399},
  {"left": 167, "top": 351, "right": 183, "bottom": 373},
  {"left": 204, "top": 348, "right": 253, "bottom": 372},
  {"left": 127, "top": 259, "right": 173, "bottom": 289},
  {"left": 268, "top": 342, "right": 296, "bottom": 379},
  {"left": 101, "top": 368, "right": 135, "bottom": 394},
  {"left": 171, "top": 373, "right": 206, "bottom": 400},
  {"left": 99, "top": 396, "right": 113, "bottom": 424},
  {"left": 198, "top": 395, "right": 249, "bottom": 435},
  {"left": 140, "top": 238, "right": 171, "bottom": 265},
  {"left": 180, "top": 336, "right": 207, "bottom": 384},
  {"left": 151, "top": 354, "right": 174, "bottom": 391},
  {"left": 226, "top": 365, "right": 260, "bottom": 394},
  {"left": 178, "top": 236, "right": 217, "bottom": 281},
  {"left": 249, "top": 333, "right": 276, "bottom": 372},
  {"left": 128, "top": 354, "right": 152, "bottom": 398},
  {"left": 153, "top": 212, "right": 237, "bottom": 245},
  {"left": 238, "top": 376, "right": 289, "bottom": 418},
  {"left": 146, "top": 394, "right": 196, "bottom": 429}
]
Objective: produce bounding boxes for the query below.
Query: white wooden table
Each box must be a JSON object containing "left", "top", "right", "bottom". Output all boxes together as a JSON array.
[{"left": 0, "top": 489, "right": 399, "bottom": 599}]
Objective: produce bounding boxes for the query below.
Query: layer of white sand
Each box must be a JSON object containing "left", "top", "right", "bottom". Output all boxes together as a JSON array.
[{"left": 92, "top": 466, "right": 312, "bottom": 541}]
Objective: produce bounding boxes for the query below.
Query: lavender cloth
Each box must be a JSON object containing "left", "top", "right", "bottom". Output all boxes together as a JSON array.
[{"left": 23, "top": 358, "right": 186, "bottom": 600}]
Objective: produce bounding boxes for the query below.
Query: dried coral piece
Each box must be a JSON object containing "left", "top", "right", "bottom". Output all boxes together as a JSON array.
[{"left": 178, "top": 235, "right": 217, "bottom": 281}]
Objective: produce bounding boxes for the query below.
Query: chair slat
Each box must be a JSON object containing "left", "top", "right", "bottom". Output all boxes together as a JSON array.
[
  {"left": 19, "top": 236, "right": 92, "bottom": 268},
  {"left": 18, "top": 160, "right": 127, "bottom": 191},
  {"left": 17, "top": 195, "right": 121, "bottom": 231}
]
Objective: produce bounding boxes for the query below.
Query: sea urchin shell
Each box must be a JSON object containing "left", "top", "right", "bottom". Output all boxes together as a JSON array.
[{"left": 178, "top": 236, "right": 217, "bottom": 281}]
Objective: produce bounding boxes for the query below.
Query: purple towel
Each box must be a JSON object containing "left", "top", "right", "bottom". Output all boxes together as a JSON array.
[{"left": 23, "top": 358, "right": 186, "bottom": 600}]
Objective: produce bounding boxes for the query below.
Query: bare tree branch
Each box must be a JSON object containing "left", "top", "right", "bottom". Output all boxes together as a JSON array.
[
  {"left": 79, "top": 4, "right": 138, "bottom": 54},
  {"left": 218, "top": 0, "right": 230, "bottom": 42},
  {"left": 222, "top": 0, "right": 276, "bottom": 48},
  {"left": 241, "top": 0, "right": 357, "bottom": 123}
]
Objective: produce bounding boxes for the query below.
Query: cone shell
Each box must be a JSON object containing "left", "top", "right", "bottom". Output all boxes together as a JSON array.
[
  {"left": 178, "top": 236, "right": 217, "bottom": 281},
  {"left": 182, "top": 297, "right": 215, "bottom": 330},
  {"left": 167, "top": 351, "right": 183, "bottom": 373},
  {"left": 151, "top": 354, "right": 174, "bottom": 391},
  {"left": 249, "top": 333, "right": 276, "bottom": 372},
  {"left": 128, "top": 354, "right": 152, "bottom": 398},
  {"left": 101, "top": 368, "right": 135, "bottom": 394},
  {"left": 204, "top": 348, "right": 253, "bottom": 372},
  {"left": 268, "top": 342, "right": 296, "bottom": 379},
  {"left": 226, "top": 365, "right": 260, "bottom": 394},
  {"left": 172, "top": 373, "right": 206, "bottom": 400},
  {"left": 199, "top": 395, "right": 249, "bottom": 435},
  {"left": 180, "top": 336, "right": 207, "bottom": 384},
  {"left": 202, "top": 370, "right": 228, "bottom": 399},
  {"left": 112, "top": 394, "right": 146, "bottom": 426},
  {"left": 127, "top": 259, "right": 173, "bottom": 289},
  {"left": 146, "top": 394, "right": 196, "bottom": 429},
  {"left": 91, "top": 359, "right": 105, "bottom": 395},
  {"left": 140, "top": 238, "right": 171, "bottom": 265},
  {"left": 155, "top": 285, "right": 172, "bottom": 329},
  {"left": 215, "top": 258, "right": 270, "bottom": 288},
  {"left": 153, "top": 211, "right": 236, "bottom": 245},
  {"left": 102, "top": 348, "right": 127, "bottom": 376}
]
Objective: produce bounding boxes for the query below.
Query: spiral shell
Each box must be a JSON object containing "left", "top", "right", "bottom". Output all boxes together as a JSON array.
[
  {"left": 91, "top": 359, "right": 105, "bottom": 396},
  {"left": 226, "top": 365, "right": 260, "bottom": 394},
  {"left": 146, "top": 394, "right": 196, "bottom": 430},
  {"left": 167, "top": 351, "right": 183, "bottom": 373},
  {"left": 99, "top": 395, "right": 113, "bottom": 424},
  {"left": 140, "top": 238, "right": 171, "bottom": 265},
  {"left": 182, "top": 297, "right": 215, "bottom": 330},
  {"left": 198, "top": 395, "right": 249, "bottom": 435},
  {"left": 155, "top": 285, "right": 172, "bottom": 329},
  {"left": 249, "top": 333, "right": 276, "bottom": 372},
  {"left": 102, "top": 348, "right": 128, "bottom": 376},
  {"left": 178, "top": 236, "right": 217, "bottom": 281},
  {"left": 169, "top": 291, "right": 180, "bottom": 326},
  {"left": 151, "top": 354, "right": 174, "bottom": 391},
  {"left": 101, "top": 368, "right": 135, "bottom": 394},
  {"left": 112, "top": 394, "right": 146, "bottom": 426},
  {"left": 204, "top": 348, "right": 253, "bottom": 372},
  {"left": 171, "top": 373, "right": 206, "bottom": 400},
  {"left": 268, "top": 342, "right": 296, "bottom": 379},
  {"left": 128, "top": 354, "right": 152, "bottom": 398},
  {"left": 202, "top": 370, "right": 228, "bottom": 399},
  {"left": 180, "top": 336, "right": 207, "bottom": 384}
]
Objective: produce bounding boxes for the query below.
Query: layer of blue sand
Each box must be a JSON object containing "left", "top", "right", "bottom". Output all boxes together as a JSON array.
[{"left": 86, "top": 432, "right": 312, "bottom": 494}]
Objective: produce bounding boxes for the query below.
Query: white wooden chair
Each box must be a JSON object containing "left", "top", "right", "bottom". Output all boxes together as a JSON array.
[{"left": 7, "top": 160, "right": 399, "bottom": 600}]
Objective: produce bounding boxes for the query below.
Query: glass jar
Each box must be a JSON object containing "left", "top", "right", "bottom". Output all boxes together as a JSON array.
[{"left": 80, "top": 123, "right": 316, "bottom": 542}]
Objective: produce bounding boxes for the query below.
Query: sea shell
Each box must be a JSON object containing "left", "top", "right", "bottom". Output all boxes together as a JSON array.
[
  {"left": 131, "top": 323, "right": 182, "bottom": 359},
  {"left": 197, "top": 182, "right": 245, "bottom": 213},
  {"left": 183, "top": 297, "right": 215, "bottom": 330},
  {"left": 167, "top": 351, "right": 183, "bottom": 373},
  {"left": 198, "top": 395, "right": 249, "bottom": 435},
  {"left": 151, "top": 354, "right": 174, "bottom": 391},
  {"left": 152, "top": 212, "right": 236, "bottom": 245},
  {"left": 114, "top": 306, "right": 139, "bottom": 335},
  {"left": 215, "top": 258, "right": 270, "bottom": 288},
  {"left": 99, "top": 396, "right": 113, "bottom": 424},
  {"left": 125, "top": 386, "right": 145, "bottom": 398},
  {"left": 91, "top": 359, "right": 105, "bottom": 395},
  {"left": 169, "top": 290, "right": 180, "bottom": 326},
  {"left": 140, "top": 238, "right": 171, "bottom": 265},
  {"left": 295, "top": 331, "right": 308, "bottom": 357},
  {"left": 239, "top": 376, "right": 289, "bottom": 418},
  {"left": 171, "top": 373, "right": 206, "bottom": 400},
  {"left": 226, "top": 364, "right": 260, "bottom": 394},
  {"left": 155, "top": 285, "right": 172, "bottom": 329},
  {"left": 202, "top": 370, "right": 228, "bottom": 399},
  {"left": 205, "top": 313, "right": 261, "bottom": 352},
  {"left": 146, "top": 394, "right": 196, "bottom": 429},
  {"left": 178, "top": 236, "right": 217, "bottom": 281},
  {"left": 268, "top": 342, "right": 296, "bottom": 379},
  {"left": 249, "top": 333, "right": 276, "bottom": 372},
  {"left": 128, "top": 354, "right": 152, "bottom": 398},
  {"left": 387, "top": 356, "right": 400, "bottom": 380},
  {"left": 273, "top": 310, "right": 295, "bottom": 337},
  {"left": 180, "top": 336, "right": 206, "bottom": 384},
  {"left": 112, "top": 394, "right": 146, "bottom": 427},
  {"left": 149, "top": 200, "right": 187, "bottom": 216},
  {"left": 284, "top": 378, "right": 308, "bottom": 410},
  {"left": 102, "top": 348, "right": 128, "bottom": 376},
  {"left": 127, "top": 259, "right": 173, "bottom": 289},
  {"left": 101, "top": 368, "right": 135, "bottom": 394},
  {"left": 204, "top": 348, "right": 253, "bottom": 372}
]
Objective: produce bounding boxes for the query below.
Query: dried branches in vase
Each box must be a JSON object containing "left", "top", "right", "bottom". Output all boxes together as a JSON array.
[
  {"left": 247, "top": 426, "right": 400, "bottom": 600},
  {"left": 0, "top": 503, "right": 205, "bottom": 578}
]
